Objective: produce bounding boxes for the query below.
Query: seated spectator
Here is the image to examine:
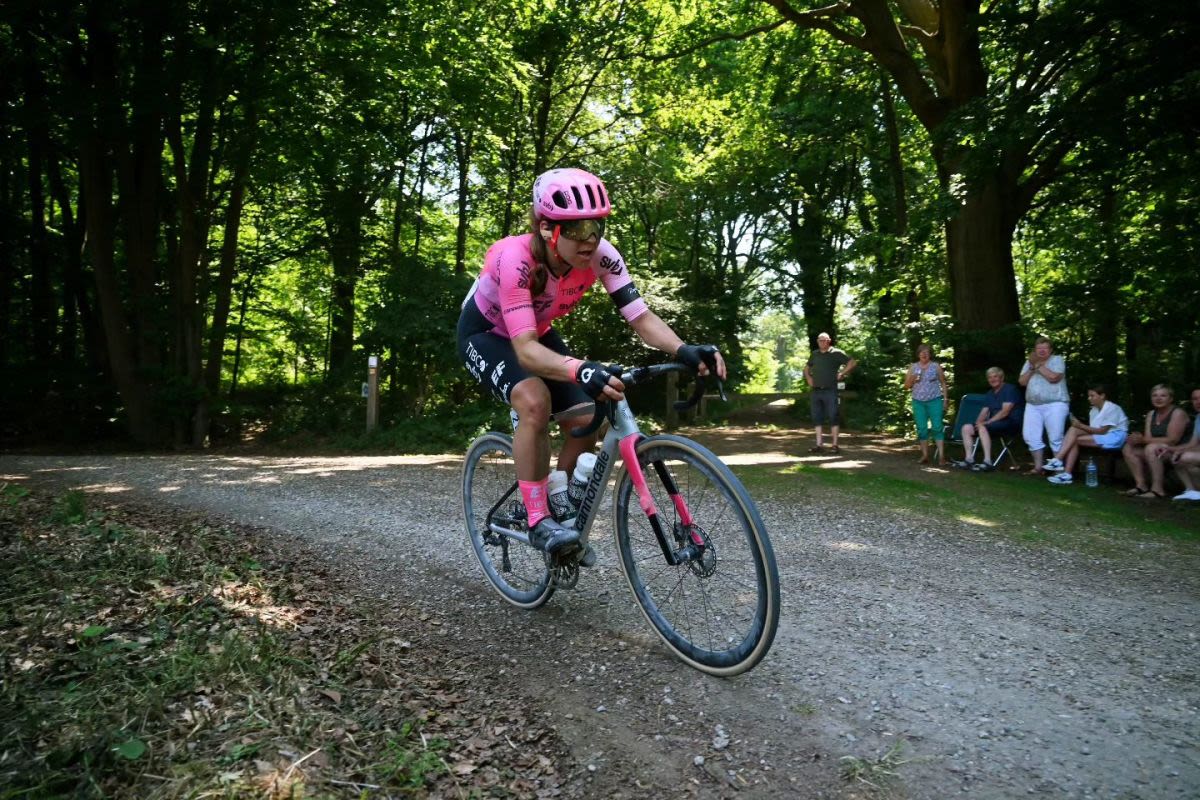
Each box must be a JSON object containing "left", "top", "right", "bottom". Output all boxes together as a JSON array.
[
  {"left": 957, "top": 366, "right": 1024, "bottom": 472},
  {"left": 1044, "top": 384, "right": 1128, "bottom": 485},
  {"left": 1145, "top": 387, "right": 1200, "bottom": 502},
  {"left": 1122, "top": 384, "right": 1190, "bottom": 498}
]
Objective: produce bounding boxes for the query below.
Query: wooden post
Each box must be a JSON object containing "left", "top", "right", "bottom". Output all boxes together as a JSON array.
[
  {"left": 366, "top": 355, "right": 379, "bottom": 431},
  {"left": 665, "top": 370, "right": 679, "bottom": 430}
]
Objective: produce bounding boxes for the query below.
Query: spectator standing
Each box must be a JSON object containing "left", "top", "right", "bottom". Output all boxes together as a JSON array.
[
  {"left": 903, "top": 344, "right": 949, "bottom": 465},
  {"left": 804, "top": 332, "right": 857, "bottom": 454},
  {"left": 1018, "top": 336, "right": 1069, "bottom": 475}
]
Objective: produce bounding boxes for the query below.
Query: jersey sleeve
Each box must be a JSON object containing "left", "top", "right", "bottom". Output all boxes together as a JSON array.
[
  {"left": 493, "top": 239, "right": 539, "bottom": 338},
  {"left": 591, "top": 240, "right": 649, "bottom": 323}
]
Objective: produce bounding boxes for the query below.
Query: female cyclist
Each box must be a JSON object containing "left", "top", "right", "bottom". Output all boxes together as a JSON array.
[{"left": 457, "top": 168, "right": 725, "bottom": 557}]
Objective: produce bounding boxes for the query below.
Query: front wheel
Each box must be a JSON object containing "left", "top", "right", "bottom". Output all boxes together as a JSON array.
[
  {"left": 462, "top": 432, "right": 555, "bottom": 609},
  {"left": 614, "top": 434, "right": 780, "bottom": 676}
]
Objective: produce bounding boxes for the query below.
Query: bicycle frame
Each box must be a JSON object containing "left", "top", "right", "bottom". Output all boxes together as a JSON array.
[{"left": 487, "top": 389, "right": 704, "bottom": 567}]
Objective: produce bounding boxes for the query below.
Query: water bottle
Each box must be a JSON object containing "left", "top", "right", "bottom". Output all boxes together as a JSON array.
[
  {"left": 547, "top": 470, "right": 574, "bottom": 522},
  {"left": 1085, "top": 457, "right": 1098, "bottom": 488},
  {"left": 567, "top": 452, "right": 598, "bottom": 508},
  {"left": 509, "top": 409, "right": 520, "bottom": 432}
]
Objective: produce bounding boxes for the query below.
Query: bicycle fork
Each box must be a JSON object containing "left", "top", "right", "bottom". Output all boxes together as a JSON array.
[{"left": 618, "top": 434, "right": 707, "bottom": 567}]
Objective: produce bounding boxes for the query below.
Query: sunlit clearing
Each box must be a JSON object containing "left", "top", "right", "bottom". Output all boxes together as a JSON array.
[
  {"left": 957, "top": 515, "right": 998, "bottom": 528},
  {"left": 78, "top": 483, "right": 133, "bottom": 494},
  {"left": 721, "top": 452, "right": 799, "bottom": 466},
  {"left": 818, "top": 459, "right": 871, "bottom": 470},
  {"left": 828, "top": 541, "right": 872, "bottom": 552},
  {"left": 158, "top": 485, "right": 181, "bottom": 492}
]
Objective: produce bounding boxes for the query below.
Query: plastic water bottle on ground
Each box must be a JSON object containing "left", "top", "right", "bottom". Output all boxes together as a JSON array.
[
  {"left": 568, "top": 452, "right": 598, "bottom": 509},
  {"left": 1085, "top": 457, "right": 1099, "bottom": 488}
]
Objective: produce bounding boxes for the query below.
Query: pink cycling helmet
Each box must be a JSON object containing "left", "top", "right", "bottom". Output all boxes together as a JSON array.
[{"left": 532, "top": 168, "right": 611, "bottom": 220}]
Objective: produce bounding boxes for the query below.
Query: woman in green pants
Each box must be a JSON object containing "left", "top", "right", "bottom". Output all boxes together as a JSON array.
[{"left": 904, "top": 344, "right": 950, "bottom": 465}]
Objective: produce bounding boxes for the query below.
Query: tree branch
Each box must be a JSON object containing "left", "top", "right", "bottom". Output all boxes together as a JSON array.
[{"left": 640, "top": 19, "right": 788, "bottom": 63}]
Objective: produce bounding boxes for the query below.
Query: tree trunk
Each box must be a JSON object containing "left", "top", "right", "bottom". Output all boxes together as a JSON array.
[
  {"left": 324, "top": 186, "right": 363, "bottom": 377},
  {"left": 943, "top": 172, "right": 1023, "bottom": 377}
]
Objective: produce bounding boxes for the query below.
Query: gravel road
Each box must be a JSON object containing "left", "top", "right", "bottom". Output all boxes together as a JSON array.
[{"left": 4, "top": 445, "right": 1198, "bottom": 799}]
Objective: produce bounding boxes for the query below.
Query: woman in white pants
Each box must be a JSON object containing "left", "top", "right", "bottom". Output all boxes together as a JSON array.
[{"left": 1019, "top": 336, "right": 1069, "bottom": 475}]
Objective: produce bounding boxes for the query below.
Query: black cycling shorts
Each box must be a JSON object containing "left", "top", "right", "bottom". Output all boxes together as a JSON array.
[{"left": 457, "top": 301, "right": 592, "bottom": 418}]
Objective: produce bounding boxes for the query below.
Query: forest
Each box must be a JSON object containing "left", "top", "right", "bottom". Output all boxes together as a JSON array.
[{"left": 2, "top": 0, "right": 1197, "bottom": 450}]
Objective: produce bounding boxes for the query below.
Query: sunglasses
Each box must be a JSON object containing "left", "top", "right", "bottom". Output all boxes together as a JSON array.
[{"left": 556, "top": 217, "right": 606, "bottom": 242}]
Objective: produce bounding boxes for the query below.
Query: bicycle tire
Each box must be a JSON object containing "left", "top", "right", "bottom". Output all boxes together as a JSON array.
[
  {"left": 614, "top": 434, "right": 780, "bottom": 676},
  {"left": 462, "top": 432, "right": 555, "bottom": 609}
]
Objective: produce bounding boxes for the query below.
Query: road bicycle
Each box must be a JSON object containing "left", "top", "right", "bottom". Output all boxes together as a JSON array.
[{"left": 461, "top": 362, "right": 780, "bottom": 676}]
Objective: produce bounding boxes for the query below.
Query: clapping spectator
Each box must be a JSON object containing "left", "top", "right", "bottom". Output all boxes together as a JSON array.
[{"left": 1018, "top": 336, "right": 1069, "bottom": 475}]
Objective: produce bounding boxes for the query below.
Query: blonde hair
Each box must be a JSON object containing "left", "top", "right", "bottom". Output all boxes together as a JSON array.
[{"left": 1151, "top": 383, "right": 1174, "bottom": 400}]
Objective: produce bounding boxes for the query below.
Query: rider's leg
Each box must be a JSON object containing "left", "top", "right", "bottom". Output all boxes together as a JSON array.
[
  {"left": 556, "top": 405, "right": 597, "bottom": 475},
  {"left": 511, "top": 378, "right": 579, "bottom": 553}
]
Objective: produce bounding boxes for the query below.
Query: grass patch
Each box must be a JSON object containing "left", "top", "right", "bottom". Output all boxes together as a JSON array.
[
  {"left": 839, "top": 740, "right": 913, "bottom": 792},
  {"left": 737, "top": 461, "right": 1200, "bottom": 551},
  {"left": 0, "top": 487, "right": 560, "bottom": 798}
]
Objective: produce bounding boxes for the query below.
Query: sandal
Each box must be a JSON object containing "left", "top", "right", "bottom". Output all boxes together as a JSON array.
[
  {"left": 830, "top": 445, "right": 840, "bottom": 454},
  {"left": 1026, "top": 468, "right": 1045, "bottom": 476},
  {"left": 808, "top": 445, "right": 825, "bottom": 454},
  {"left": 1138, "top": 490, "right": 1167, "bottom": 500},
  {"left": 1123, "top": 486, "right": 1150, "bottom": 497}
]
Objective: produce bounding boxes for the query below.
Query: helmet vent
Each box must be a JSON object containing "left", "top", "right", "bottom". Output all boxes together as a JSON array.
[
  {"left": 585, "top": 184, "right": 596, "bottom": 209},
  {"left": 552, "top": 190, "right": 569, "bottom": 209},
  {"left": 571, "top": 186, "right": 584, "bottom": 210}
]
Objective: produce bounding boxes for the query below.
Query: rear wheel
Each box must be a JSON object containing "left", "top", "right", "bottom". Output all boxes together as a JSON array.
[
  {"left": 614, "top": 434, "right": 779, "bottom": 675},
  {"left": 462, "top": 432, "right": 555, "bottom": 609}
]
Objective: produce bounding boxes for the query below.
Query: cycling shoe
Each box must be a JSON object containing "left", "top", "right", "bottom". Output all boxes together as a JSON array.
[
  {"left": 528, "top": 517, "right": 581, "bottom": 554},
  {"left": 577, "top": 543, "right": 597, "bottom": 568}
]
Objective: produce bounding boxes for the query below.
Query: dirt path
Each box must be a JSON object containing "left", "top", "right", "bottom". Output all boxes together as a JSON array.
[{"left": 4, "top": 428, "right": 1199, "bottom": 799}]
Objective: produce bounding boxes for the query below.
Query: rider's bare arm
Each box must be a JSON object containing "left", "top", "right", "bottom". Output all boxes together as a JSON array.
[
  {"left": 628, "top": 312, "right": 727, "bottom": 380},
  {"left": 511, "top": 332, "right": 625, "bottom": 401}
]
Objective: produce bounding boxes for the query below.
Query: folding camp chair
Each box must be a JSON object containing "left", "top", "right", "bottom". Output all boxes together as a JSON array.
[{"left": 946, "top": 393, "right": 1015, "bottom": 468}]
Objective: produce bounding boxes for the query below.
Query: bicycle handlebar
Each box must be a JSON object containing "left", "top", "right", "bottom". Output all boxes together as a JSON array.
[{"left": 569, "top": 362, "right": 728, "bottom": 439}]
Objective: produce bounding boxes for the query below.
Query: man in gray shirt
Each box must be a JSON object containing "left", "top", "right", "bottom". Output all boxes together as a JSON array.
[{"left": 804, "top": 332, "right": 857, "bottom": 453}]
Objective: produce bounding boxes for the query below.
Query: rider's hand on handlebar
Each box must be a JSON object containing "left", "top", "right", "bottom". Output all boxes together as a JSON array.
[
  {"left": 676, "top": 344, "right": 727, "bottom": 381},
  {"left": 576, "top": 360, "right": 625, "bottom": 402}
]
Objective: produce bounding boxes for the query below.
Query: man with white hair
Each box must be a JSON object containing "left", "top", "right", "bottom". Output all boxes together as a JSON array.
[{"left": 803, "top": 332, "right": 857, "bottom": 454}]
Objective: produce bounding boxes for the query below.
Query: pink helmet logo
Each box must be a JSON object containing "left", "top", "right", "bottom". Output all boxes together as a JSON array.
[{"left": 533, "top": 168, "right": 611, "bottom": 220}]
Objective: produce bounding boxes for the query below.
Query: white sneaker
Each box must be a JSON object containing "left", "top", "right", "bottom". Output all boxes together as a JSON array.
[
  {"left": 1172, "top": 490, "right": 1200, "bottom": 502},
  {"left": 1047, "top": 472, "right": 1073, "bottom": 485},
  {"left": 1043, "top": 458, "right": 1065, "bottom": 472}
]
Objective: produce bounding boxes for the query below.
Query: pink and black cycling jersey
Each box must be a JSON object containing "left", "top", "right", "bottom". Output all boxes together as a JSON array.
[{"left": 464, "top": 234, "right": 648, "bottom": 338}]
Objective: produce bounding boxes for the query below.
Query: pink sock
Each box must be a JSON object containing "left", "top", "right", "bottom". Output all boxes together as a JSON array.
[{"left": 519, "top": 479, "right": 550, "bottom": 528}]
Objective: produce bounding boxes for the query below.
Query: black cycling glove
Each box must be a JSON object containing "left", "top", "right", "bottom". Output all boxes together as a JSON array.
[
  {"left": 676, "top": 343, "right": 720, "bottom": 373},
  {"left": 576, "top": 360, "right": 615, "bottom": 400}
]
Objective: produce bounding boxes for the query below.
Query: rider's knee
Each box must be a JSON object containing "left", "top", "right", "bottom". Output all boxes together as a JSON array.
[{"left": 510, "top": 380, "right": 552, "bottom": 426}]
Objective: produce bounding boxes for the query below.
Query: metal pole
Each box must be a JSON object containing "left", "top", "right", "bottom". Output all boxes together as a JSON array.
[{"left": 366, "top": 355, "right": 379, "bottom": 431}]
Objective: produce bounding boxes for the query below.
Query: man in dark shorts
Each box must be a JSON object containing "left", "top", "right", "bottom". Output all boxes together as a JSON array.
[
  {"left": 803, "top": 332, "right": 857, "bottom": 453},
  {"left": 958, "top": 366, "right": 1024, "bottom": 471}
]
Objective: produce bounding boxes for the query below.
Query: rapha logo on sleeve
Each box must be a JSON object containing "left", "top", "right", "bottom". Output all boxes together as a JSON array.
[
  {"left": 599, "top": 255, "right": 624, "bottom": 275},
  {"left": 516, "top": 262, "right": 532, "bottom": 289}
]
